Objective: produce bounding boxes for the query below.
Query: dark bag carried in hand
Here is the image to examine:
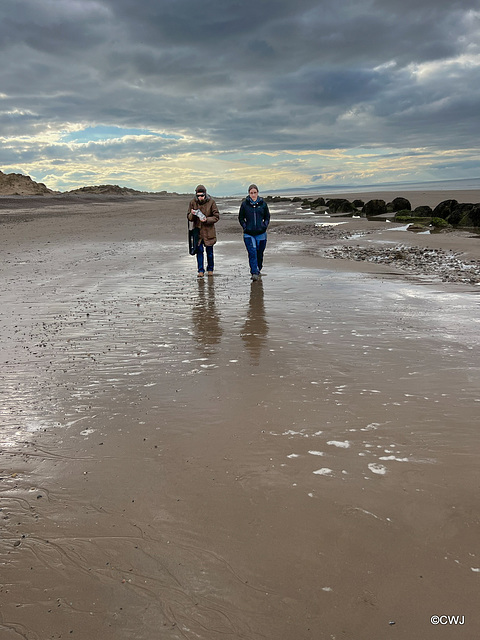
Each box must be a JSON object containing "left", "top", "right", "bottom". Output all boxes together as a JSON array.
[{"left": 188, "top": 220, "right": 200, "bottom": 255}]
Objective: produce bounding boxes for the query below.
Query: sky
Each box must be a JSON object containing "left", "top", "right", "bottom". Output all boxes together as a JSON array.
[{"left": 1, "top": 0, "right": 479, "bottom": 196}]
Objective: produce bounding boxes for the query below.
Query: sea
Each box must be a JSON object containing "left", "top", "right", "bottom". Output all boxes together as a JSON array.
[{"left": 229, "top": 177, "right": 480, "bottom": 198}]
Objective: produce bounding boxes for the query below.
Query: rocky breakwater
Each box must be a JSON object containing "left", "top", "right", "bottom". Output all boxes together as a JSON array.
[
  {"left": 430, "top": 199, "right": 480, "bottom": 228},
  {"left": 359, "top": 197, "right": 480, "bottom": 229},
  {"left": 279, "top": 194, "right": 480, "bottom": 229}
]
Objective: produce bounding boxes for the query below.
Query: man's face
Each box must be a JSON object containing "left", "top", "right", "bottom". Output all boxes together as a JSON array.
[{"left": 196, "top": 192, "right": 206, "bottom": 200}]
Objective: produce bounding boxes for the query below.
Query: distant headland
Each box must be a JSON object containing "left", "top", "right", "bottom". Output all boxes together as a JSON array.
[{"left": 0, "top": 170, "right": 180, "bottom": 197}]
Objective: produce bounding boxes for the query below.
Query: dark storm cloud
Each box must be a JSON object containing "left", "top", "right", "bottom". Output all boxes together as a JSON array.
[{"left": 1, "top": 0, "right": 479, "bottom": 166}]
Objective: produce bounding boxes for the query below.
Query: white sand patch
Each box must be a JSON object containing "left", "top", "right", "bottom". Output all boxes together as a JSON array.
[
  {"left": 282, "top": 429, "right": 308, "bottom": 437},
  {"left": 368, "top": 463, "right": 387, "bottom": 475},
  {"left": 313, "top": 468, "right": 333, "bottom": 476},
  {"left": 355, "top": 508, "right": 382, "bottom": 520},
  {"left": 327, "top": 440, "right": 351, "bottom": 448},
  {"left": 277, "top": 429, "right": 323, "bottom": 438},
  {"left": 361, "top": 423, "right": 380, "bottom": 431},
  {"left": 315, "top": 222, "right": 348, "bottom": 227},
  {"left": 308, "top": 450, "right": 325, "bottom": 456}
]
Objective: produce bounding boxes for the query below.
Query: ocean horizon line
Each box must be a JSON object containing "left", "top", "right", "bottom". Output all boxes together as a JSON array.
[{"left": 227, "top": 177, "right": 480, "bottom": 198}]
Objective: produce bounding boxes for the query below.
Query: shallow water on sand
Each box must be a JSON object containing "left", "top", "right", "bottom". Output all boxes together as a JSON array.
[{"left": 1, "top": 223, "right": 479, "bottom": 639}]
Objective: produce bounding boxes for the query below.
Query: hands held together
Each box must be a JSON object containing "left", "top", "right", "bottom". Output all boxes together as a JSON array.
[{"left": 192, "top": 208, "right": 207, "bottom": 222}]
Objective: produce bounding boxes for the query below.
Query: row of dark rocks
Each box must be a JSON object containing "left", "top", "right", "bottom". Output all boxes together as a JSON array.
[{"left": 264, "top": 195, "right": 480, "bottom": 228}]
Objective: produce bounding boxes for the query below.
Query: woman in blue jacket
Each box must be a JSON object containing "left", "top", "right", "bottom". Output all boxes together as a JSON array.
[{"left": 238, "top": 184, "right": 270, "bottom": 281}]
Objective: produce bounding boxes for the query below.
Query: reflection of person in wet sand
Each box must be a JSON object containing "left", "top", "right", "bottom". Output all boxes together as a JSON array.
[
  {"left": 241, "top": 279, "right": 268, "bottom": 363},
  {"left": 191, "top": 277, "right": 223, "bottom": 351}
]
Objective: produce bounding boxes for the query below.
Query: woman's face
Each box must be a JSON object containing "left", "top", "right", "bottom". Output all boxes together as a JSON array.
[{"left": 249, "top": 188, "right": 259, "bottom": 200}]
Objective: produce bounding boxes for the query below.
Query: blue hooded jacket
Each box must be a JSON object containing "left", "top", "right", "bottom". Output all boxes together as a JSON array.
[{"left": 238, "top": 196, "right": 270, "bottom": 236}]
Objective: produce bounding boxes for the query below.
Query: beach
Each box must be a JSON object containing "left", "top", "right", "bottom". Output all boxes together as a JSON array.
[{"left": 1, "top": 190, "right": 479, "bottom": 640}]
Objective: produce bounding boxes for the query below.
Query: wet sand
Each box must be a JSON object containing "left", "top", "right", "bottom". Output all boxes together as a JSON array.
[{"left": 1, "top": 194, "right": 479, "bottom": 639}]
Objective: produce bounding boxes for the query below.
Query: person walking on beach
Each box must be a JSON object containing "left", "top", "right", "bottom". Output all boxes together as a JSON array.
[
  {"left": 238, "top": 184, "right": 270, "bottom": 281},
  {"left": 187, "top": 184, "right": 220, "bottom": 277}
]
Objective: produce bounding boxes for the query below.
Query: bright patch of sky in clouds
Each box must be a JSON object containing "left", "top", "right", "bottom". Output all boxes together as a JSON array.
[
  {"left": 61, "top": 126, "right": 182, "bottom": 144},
  {"left": 0, "top": 0, "right": 479, "bottom": 195}
]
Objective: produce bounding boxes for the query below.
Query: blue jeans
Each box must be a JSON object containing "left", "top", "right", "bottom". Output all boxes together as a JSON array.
[
  {"left": 196, "top": 241, "right": 214, "bottom": 273},
  {"left": 243, "top": 232, "right": 267, "bottom": 275}
]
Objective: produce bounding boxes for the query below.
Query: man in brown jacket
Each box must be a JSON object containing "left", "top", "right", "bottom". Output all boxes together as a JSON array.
[{"left": 187, "top": 184, "right": 220, "bottom": 277}]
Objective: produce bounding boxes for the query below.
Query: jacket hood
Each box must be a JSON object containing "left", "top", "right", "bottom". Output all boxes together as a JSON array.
[{"left": 247, "top": 195, "right": 264, "bottom": 205}]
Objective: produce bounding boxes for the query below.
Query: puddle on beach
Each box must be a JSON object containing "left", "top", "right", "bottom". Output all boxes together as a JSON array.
[
  {"left": 389, "top": 223, "right": 431, "bottom": 234},
  {"left": 315, "top": 221, "right": 348, "bottom": 227},
  {"left": 2, "top": 221, "right": 480, "bottom": 639}
]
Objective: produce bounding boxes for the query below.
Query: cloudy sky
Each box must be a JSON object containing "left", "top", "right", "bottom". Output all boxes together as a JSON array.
[{"left": 1, "top": 0, "right": 479, "bottom": 195}]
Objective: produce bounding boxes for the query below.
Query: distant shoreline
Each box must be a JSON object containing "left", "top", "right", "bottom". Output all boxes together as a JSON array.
[
  {"left": 1, "top": 186, "right": 479, "bottom": 216},
  {"left": 254, "top": 177, "right": 480, "bottom": 198}
]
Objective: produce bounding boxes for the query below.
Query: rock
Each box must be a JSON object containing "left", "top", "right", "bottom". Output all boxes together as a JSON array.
[
  {"left": 363, "top": 199, "right": 387, "bottom": 216},
  {"left": 413, "top": 205, "right": 433, "bottom": 216},
  {"left": 452, "top": 203, "right": 480, "bottom": 227},
  {"left": 391, "top": 197, "right": 411, "bottom": 211},
  {"left": 432, "top": 199, "right": 458, "bottom": 219},
  {"left": 464, "top": 203, "right": 480, "bottom": 226},
  {"left": 446, "top": 203, "right": 473, "bottom": 225},
  {"left": 264, "top": 195, "right": 291, "bottom": 202},
  {"left": 327, "top": 198, "right": 356, "bottom": 213}
]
